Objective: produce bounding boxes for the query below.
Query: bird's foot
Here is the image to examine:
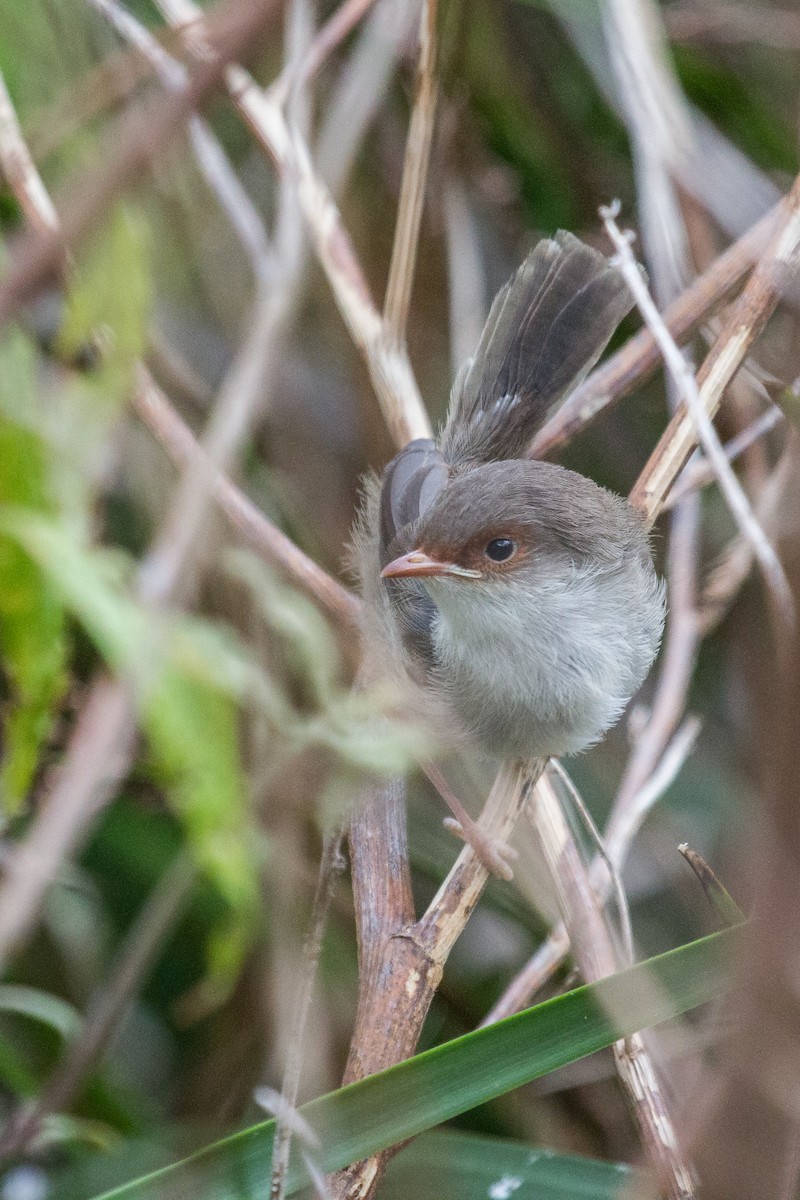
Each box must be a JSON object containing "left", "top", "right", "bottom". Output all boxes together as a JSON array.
[{"left": 443, "top": 816, "right": 518, "bottom": 881}]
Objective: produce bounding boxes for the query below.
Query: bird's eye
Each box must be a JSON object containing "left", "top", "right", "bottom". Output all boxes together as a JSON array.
[{"left": 485, "top": 537, "right": 517, "bottom": 563}]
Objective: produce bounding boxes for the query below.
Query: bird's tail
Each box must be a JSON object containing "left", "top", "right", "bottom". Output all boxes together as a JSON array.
[{"left": 440, "top": 231, "right": 633, "bottom": 466}]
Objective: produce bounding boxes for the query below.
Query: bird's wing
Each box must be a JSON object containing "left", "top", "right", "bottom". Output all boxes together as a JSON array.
[
  {"left": 377, "top": 438, "right": 448, "bottom": 670},
  {"left": 378, "top": 438, "right": 448, "bottom": 564},
  {"left": 440, "top": 231, "right": 633, "bottom": 465}
]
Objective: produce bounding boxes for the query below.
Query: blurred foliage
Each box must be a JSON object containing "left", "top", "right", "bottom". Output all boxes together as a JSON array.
[{"left": 0, "top": 0, "right": 796, "bottom": 1197}]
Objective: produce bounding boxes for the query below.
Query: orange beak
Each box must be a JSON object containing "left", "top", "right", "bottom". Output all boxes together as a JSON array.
[{"left": 380, "top": 550, "right": 481, "bottom": 580}]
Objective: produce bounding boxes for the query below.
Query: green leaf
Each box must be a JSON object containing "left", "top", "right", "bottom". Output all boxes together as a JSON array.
[
  {"left": 0, "top": 984, "right": 82, "bottom": 1039},
  {"left": 86, "top": 927, "right": 738, "bottom": 1200},
  {"left": 380, "top": 1131, "right": 643, "bottom": 1199},
  {"left": 0, "top": 511, "right": 260, "bottom": 984},
  {"left": 0, "top": 328, "right": 67, "bottom": 811}
]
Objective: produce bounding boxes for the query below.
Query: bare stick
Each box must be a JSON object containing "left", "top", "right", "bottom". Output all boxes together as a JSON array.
[
  {"left": 699, "top": 440, "right": 798, "bottom": 633},
  {"left": 548, "top": 760, "right": 633, "bottom": 967},
  {"left": 270, "top": 0, "right": 382, "bottom": 102},
  {"left": 603, "top": 200, "right": 794, "bottom": 627},
  {"left": 483, "top": 716, "right": 700, "bottom": 1024},
  {"left": 382, "top": 0, "right": 438, "bottom": 343}
]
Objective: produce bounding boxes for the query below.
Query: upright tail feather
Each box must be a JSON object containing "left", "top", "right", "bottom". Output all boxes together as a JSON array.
[{"left": 439, "top": 231, "right": 634, "bottom": 466}]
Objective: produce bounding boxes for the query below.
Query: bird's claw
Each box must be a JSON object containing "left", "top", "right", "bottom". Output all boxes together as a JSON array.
[{"left": 443, "top": 817, "right": 519, "bottom": 881}]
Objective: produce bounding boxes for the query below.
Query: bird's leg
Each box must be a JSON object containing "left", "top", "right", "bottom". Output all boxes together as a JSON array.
[{"left": 422, "top": 761, "right": 519, "bottom": 881}]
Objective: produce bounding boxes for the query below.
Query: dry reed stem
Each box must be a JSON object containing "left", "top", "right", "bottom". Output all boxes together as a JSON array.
[
  {"left": 484, "top": 715, "right": 701, "bottom": 1026},
  {"left": 663, "top": 407, "right": 784, "bottom": 510},
  {"left": 382, "top": 0, "right": 438, "bottom": 344}
]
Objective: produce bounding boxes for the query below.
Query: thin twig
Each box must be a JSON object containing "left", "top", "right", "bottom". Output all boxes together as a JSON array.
[
  {"left": 663, "top": 406, "right": 784, "bottom": 510},
  {"left": 382, "top": 0, "right": 438, "bottom": 344},
  {"left": 699, "top": 439, "right": 798, "bottom": 634},
  {"left": 482, "top": 717, "right": 701, "bottom": 1025},
  {"left": 0, "top": 70, "right": 59, "bottom": 233},
  {"left": 270, "top": 0, "right": 382, "bottom": 103},
  {"left": 270, "top": 832, "right": 346, "bottom": 1200},
  {"left": 527, "top": 772, "right": 697, "bottom": 1199},
  {"left": 548, "top": 760, "right": 633, "bottom": 967},
  {"left": 603, "top": 200, "right": 795, "bottom": 627}
]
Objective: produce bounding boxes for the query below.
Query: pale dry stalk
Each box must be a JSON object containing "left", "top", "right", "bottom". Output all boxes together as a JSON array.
[{"left": 382, "top": 0, "right": 438, "bottom": 344}]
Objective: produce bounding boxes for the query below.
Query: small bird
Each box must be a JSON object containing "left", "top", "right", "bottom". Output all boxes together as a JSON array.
[{"left": 354, "top": 232, "right": 665, "bottom": 875}]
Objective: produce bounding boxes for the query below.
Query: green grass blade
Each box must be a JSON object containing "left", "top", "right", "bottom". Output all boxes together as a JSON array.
[
  {"left": 89, "top": 927, "right": 738, "bottom": 1200},
  {"left": 380, "top": 1130, "right": 642, "bottom": 1199}
]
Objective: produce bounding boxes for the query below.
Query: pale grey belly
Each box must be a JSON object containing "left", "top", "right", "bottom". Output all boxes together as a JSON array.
[{"left": 434, "top": 660, "right": 611, "bottom": 760}]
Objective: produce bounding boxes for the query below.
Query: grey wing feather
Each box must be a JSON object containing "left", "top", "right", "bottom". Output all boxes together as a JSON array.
[
  {"left": 440, "top": 231, "right": 634, "bottom": 465},
  {"left": 377, "top": 438, "right": 449, "bottom": 669}
]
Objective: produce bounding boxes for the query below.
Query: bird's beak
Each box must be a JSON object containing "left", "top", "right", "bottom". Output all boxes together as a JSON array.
[{"left": 381, "top": 550, "right": 481, "bottom": 580}]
